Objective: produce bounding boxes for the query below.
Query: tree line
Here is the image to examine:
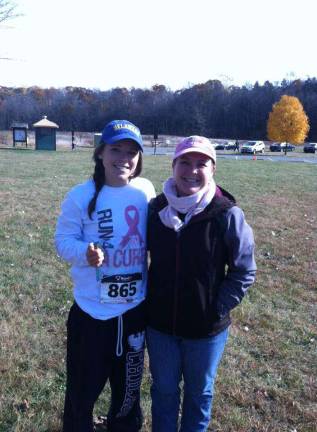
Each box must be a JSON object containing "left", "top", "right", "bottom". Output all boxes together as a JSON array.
[{"left": 1, "top": 78, "right": 317, "bottom": 140}]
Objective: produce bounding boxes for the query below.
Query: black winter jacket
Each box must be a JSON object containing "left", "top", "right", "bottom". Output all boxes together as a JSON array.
[{"left": 146, "top": 187, "right": 256, "bottom": 338}]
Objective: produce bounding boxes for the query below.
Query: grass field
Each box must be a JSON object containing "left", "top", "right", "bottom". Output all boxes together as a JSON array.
[{"left": 0, "top": 148, "right": 316, "bottom": 432}]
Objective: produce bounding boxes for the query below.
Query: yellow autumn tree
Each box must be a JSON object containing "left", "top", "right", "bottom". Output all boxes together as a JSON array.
[{"left": 267, "top": 95, "right": 309, "bottom": 144}]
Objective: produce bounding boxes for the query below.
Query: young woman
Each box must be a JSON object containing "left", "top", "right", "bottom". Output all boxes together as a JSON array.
[
  {"left": 55, "top": 120, "right": 155, "bottom": 432},
  {"left": 146, "top": 136, "right": 256, "bottom": 432}
]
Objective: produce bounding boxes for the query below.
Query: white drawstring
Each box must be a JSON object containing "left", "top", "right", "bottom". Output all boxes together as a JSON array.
[{"left": 116, "top": 315, "right": 123, "bottom": 357}]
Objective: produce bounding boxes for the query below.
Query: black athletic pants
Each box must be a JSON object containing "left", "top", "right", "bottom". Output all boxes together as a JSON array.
[{"left": 63, "top": 302, "right": 145, "bottom": 432}]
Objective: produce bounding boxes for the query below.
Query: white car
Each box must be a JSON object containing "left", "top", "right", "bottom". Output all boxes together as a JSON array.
[{"left": 240, "top": 140, "right": 265, "bottom": 154}]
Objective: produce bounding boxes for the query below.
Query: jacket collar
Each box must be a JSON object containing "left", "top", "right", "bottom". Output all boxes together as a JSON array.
[{"left": 152, "top": 185, "right": 235, "bottom": 225}]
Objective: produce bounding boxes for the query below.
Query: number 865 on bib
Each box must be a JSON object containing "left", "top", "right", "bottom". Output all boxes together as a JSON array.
[{"left": 100, "top": 272, "right": 143, "bottom": 304}]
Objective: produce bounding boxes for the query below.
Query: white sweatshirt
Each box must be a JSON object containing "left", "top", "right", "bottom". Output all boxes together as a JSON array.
[{"left": 55, "top": 177, "right": 156, "bottom": 320}]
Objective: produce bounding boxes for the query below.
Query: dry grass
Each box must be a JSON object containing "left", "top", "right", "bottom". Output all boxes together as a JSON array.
[{"left": 0, "top": 149, "right": 316, "bottom": 432}]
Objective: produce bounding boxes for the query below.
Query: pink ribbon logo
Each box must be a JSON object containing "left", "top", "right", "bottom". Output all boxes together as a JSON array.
[{"left": 120, "top": 205, "right": 144, "bottom": 248}]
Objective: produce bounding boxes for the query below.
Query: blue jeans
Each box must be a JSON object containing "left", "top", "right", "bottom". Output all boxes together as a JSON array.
[{"left": 146, "top": 326, "right": 229, "bottom": 432}]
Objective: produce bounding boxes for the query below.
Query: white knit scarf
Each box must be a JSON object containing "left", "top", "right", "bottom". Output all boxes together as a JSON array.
[{"left": 159, "top": 177, "right": 216, "bottom": 231}]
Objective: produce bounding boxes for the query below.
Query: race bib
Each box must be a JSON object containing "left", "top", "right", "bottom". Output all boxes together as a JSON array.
[{"left": 99, "top": 272, "right": 143, "bottom": 303}]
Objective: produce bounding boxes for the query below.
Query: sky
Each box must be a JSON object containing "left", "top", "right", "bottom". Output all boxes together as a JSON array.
[{"left": 1, "top": 0, "right": 317, "bottom": 91}]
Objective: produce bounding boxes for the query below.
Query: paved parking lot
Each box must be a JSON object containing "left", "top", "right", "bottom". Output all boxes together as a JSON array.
[{"left": 144, "top": 147, "right": 317, "bottom": 163}]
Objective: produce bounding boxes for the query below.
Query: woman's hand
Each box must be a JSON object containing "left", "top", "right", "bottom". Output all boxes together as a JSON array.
[{"left": 86, "top": 243, "right": 104, "bottom": 267}]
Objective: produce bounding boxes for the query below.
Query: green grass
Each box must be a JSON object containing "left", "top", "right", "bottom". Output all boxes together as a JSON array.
[{"left": 0, "top": 148, "right": 316, "bottom": 432}]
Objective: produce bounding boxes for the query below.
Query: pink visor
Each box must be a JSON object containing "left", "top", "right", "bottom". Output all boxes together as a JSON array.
[{"left": 173, "top": 136, "right": 216, "bottom": 165}]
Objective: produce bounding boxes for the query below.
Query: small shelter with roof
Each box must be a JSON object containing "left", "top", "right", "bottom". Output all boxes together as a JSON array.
[
  {"left": 33, "top": 115, "right": 59, "bottom": 150},
  {"left": 11, "top": 122, "right": 28, "bottom": 147}
]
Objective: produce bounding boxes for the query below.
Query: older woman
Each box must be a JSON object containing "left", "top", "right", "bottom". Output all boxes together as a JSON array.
[{"left": 146, "top": 136, "right": 256, "bottom": 432}]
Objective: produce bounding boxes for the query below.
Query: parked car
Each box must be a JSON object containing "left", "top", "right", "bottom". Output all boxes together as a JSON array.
[
  {"left": 214, "top": 141, "right": 237, "bottom": 150},
  {"left": 240, "top": 140, "right": 265, "bottom": 154},
  {"left": 224, "top": 140, "right": 236, "bottom": 150},
  {"left": 303, "top": 142, "right": 317, "bottom": 153},
  {"left": 270, "top": 142, "right": 281, "bottom": 152},
  {"left": 214, "top": 142, "right": 226, "bottom": 150},
  {"left": 270, "top": 142, "right": 296, "bottom": 152},
  {"left": 281, "top": 142, "right": 296, "bottom": 152}
]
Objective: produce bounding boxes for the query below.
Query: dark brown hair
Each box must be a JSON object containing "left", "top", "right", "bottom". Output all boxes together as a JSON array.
[{"left": 87, "top": 142, "right": 143, "bottom": 219}]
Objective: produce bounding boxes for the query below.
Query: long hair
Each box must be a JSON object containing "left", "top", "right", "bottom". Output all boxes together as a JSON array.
[{"left": 88, "top": 142, "right": 143, "bottom": 219}]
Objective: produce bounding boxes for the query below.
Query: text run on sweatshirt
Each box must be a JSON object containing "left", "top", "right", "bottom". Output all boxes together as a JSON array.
[{"left": 55, "top": 177, "right": 156, "bottom": 320}]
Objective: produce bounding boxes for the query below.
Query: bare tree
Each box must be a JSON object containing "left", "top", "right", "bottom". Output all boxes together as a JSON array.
[
  {"left": 0, "top": 0, "right": 19, "bottom": 23},
  {"left": 0, "top": 0, "right": 20, "bottom": 60}
]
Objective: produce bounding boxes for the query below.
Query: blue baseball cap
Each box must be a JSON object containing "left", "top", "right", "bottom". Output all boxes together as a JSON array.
[{"left": 100, "top": 120, "right": 143, "bottom": 151}]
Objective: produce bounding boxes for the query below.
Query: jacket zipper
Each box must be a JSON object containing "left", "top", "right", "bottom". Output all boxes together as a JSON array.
[{"left": 173, "top": 230, "right": 181, "bottom": 335}]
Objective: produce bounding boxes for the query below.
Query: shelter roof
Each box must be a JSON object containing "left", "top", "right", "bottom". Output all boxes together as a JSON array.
[
  {"left": 11, "top": 122, "right": 28, "bottom": 129},
  {"left": 33, "top": 116, "right": 59, "bottom": 128}
]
